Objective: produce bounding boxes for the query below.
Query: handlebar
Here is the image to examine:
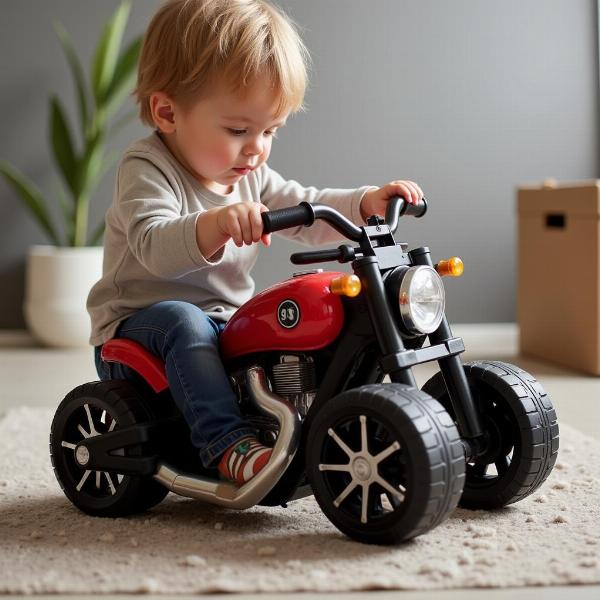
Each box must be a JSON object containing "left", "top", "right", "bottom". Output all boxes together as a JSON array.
[
  {"left": 290, "top": 244, "right": 357, "bottom": 265},
  {"left": 261, "top": 196, "right": 427, "bottom": 241},
  {"left": 385, "top": 195, "right": 428, "bottom": 231},
  {"left": 260, "top": 203, "right": 315, "bottom": 234},
  {"left": 262, "top": 203, "right": 363, "bottom": 241}
]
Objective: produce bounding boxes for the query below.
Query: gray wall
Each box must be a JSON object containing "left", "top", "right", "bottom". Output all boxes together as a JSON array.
[{"left": 0, "top": 0, "right": 597, "bottom": 328}]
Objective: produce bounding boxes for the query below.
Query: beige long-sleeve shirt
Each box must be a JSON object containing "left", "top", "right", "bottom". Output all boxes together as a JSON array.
[{"left": 87, "top": 131, "right": 372, "bottom": 346}]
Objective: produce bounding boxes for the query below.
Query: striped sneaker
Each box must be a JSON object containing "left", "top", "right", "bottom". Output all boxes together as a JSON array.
[{"left": 217, "top": 436, "right": 273, "bottom": 486}]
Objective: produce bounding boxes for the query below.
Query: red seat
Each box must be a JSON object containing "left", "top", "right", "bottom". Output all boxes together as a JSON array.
[{"left": 101, "top": 339, "right": 168, "bottom": 393}]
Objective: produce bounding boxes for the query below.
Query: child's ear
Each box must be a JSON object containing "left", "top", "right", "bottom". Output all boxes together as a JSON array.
[
  {"left": 150, "top": 92, "right": 176, "bottom": 133},
  {"left": 158, "top": 105, "right": 174, "bottom": 121}
]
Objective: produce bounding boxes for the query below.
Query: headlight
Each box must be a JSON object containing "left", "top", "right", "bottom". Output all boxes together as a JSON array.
[{"left": 398, "top": 266, "right": 445, "bottom": 334}]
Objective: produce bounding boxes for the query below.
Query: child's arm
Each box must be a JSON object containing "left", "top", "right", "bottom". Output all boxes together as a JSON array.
[
  {"left": 195, "top": 203, "right": 272, "bottom": 257},
  {"left": 117, "top": 156, "right": 231, "bottom": 278},
  {"left": 194, "top": 208, "right": 230, "bottom": 259}
]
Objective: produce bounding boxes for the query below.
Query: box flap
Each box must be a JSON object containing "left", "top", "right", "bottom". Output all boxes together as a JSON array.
[{"left": 517, "top": 179, "right": 600, "bottom": 217}]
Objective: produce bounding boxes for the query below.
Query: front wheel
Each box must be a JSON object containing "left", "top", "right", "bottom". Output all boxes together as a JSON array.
[
  {"left": 306, "top": 384, "right": 465, "bottom": 545},
  {"left": 422, "top": 361, "right": 559, "bottom": 509}
]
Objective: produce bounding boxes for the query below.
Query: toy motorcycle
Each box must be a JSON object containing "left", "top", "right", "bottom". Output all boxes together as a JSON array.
[{"left": 50, "top": 197, "right": 559, "bottom": 545}]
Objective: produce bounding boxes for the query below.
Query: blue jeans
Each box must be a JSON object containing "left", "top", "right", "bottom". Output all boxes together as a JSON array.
[{"left": 94, "top": 301, "right": 256, "bottom": 467}]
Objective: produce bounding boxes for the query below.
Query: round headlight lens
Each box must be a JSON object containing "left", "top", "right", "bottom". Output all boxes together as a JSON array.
[{"left": 399, "top": 266, "right": 445, "bottom": 334}]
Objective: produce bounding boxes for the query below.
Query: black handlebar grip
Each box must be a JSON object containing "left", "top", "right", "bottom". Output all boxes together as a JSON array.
[
  {"left": 261, "top": 202, "right": 315, "bottom": 234},
  {"left": 401, "top": 197, "right": 428, "bottom": 218},
  {"left": 291, "top": 248, "right": 343, "bottom": 264}
]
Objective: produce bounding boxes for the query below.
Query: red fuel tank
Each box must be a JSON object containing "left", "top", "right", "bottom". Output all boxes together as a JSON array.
[{"left": 220, "top": 271, "right": 347, "bottom": 361}]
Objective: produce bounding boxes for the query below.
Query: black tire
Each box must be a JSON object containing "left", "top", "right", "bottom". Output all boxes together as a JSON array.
[
  {"left": 305, "top": 384, "right": 465, "bottom": 545},
  {"left": 50, "top": 380, "right": 169, "bottom": 517},
  {"left": 421, "top": 361, "right": 559, "bottom": 509}
]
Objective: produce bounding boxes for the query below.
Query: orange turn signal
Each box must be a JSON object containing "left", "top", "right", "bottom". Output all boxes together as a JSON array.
[
  {"left": 330, "top": 274, "right": 362, "bottom": 297},
  {"left": 435, "top": 257, "right": 464, "bottom": 277}
]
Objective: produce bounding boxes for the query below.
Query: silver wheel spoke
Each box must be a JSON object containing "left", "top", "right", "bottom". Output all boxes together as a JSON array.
[
  {"left": 360, "top": 483, "right": 369, "bottom": 524},
  {"left": 104, "top": 472, "right": 116, "bottom": 495},
  {"left": 333, "top": 480, "right": 358, "bottom": 508},
  {"left": 359, "top": 415, "right": 368, "bottom": 454},
  {"left": 76, "top": 470, "right": 91, "bottom": 491},
  {"left": 374, "top": 441, "right": 400, "bottom": 464},
  {"left": 84, "top": 404, "right": 99, "bottom": 436},
  {"left": 375, "top": 475, "right": 405, "bottom": 502},
  {"left": 319, "top": 463, "right": 351, "bottom": 472},
  {"left": 323, "top": 415, "right": 406, "bottom": 525},
  {"left": 328, "top": 428, "right": 354, "bottom": 458},
  {"left": 66, "top": 404, "right": 123, "bottom": 498}
]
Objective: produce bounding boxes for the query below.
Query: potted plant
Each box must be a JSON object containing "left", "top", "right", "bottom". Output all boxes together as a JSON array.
[{"left": 0, "top": 1, "right": 141, "bottom": 347}]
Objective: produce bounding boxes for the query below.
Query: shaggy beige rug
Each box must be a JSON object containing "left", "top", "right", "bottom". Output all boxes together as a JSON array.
[{"left": 0, "top": 407, "right": 599, "bottom": 595}]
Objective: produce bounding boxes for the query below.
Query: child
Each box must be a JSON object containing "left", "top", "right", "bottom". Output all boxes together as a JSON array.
[{"left": 87, "top": 0, "right": 423, "bottom": 486}]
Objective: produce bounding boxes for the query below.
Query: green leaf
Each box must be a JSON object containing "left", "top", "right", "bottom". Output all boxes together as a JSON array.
[
  {"left": 50, "top": 95, "right": 79, "bottom": 199},
  {"left": 53, "top": 20, "right": 90, "bottom": 136},
  {"left": 53, "top": 179, "right": 75, "bottom": 245},
  {"left": 0, "top": 161, "right": 61, "bottom": 245},
  {"left": 91, "top": 1, "right": 132, "bottom": 106},
  {"left": 103, "top": 36, "right": 142, "bottom": 119},
  {"left": 79, "top": 133, "right": 106, "bottom": 201}
]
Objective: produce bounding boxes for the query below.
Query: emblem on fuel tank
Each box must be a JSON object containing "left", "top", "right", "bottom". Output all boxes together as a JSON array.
[{"left": 277, "top": 299, "right": 300, "bottom": 329}]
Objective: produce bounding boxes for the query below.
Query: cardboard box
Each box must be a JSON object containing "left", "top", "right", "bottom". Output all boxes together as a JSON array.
[{"left": 517, "top": 179, "right": 600, "bottom": 375}]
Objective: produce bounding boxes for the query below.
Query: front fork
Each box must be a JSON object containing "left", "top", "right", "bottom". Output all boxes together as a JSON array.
[{"left": 354, "top": 249, "right": 487, "bottom": 460}]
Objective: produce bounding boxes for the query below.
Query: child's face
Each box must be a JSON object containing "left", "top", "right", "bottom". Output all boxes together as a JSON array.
[{"left": 164, "top": 76, "right": 289, "bottom": 194}]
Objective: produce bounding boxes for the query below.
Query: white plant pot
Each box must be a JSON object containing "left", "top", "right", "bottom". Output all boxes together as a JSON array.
[{"left": 24, "top": 245, "right": 103, "bottom": 348}]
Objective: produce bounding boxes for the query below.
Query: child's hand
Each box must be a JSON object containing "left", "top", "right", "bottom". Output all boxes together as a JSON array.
[
  {"left": 216, "top": 202, "right": 272, "bottom": 247},
  {"left": 360, "top": 180, "right": 424, "bottom": 221}
]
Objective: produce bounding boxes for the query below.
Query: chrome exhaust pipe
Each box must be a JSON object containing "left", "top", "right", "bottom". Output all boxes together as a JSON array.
[{"left": 153, "top": 366, "right": 302, "bottom": 509}]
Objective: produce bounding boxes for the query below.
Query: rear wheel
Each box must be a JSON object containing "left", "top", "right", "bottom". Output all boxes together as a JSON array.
[
  {"left": 50, "top": 380, "right": 169, "bottom": 517},
  {"left": 306, "top": 384, "right": 465, "bottom": 545},
  {"left": 421, "top": 361, "right": 559, "bottom": 509}
]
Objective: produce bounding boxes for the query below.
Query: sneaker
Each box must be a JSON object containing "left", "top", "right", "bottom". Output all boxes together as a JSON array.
[{"left": 217, "top": 436, "right": 272, "bottom": 486}]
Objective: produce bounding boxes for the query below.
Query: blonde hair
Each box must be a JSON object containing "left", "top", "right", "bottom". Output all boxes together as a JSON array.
[{"left": 134, "top": 0, "right": 310, "bottom": 127}]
